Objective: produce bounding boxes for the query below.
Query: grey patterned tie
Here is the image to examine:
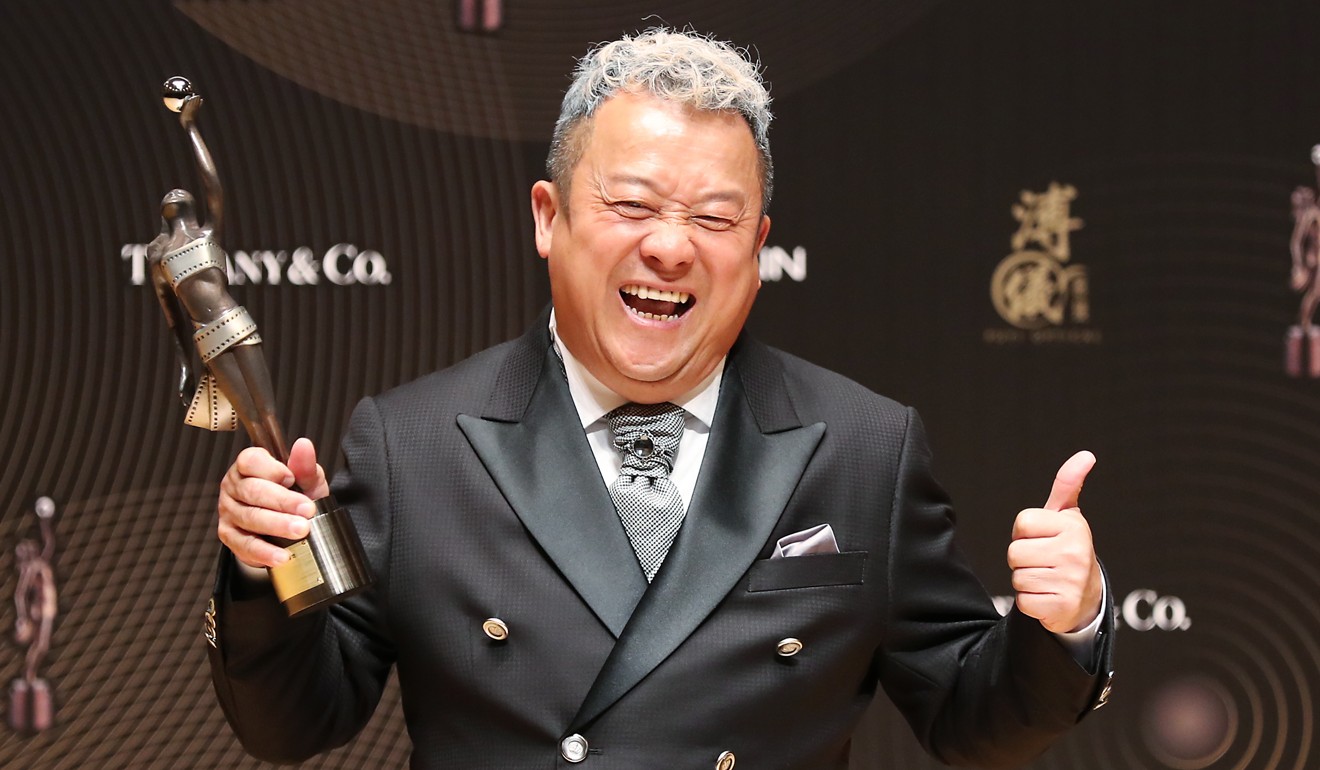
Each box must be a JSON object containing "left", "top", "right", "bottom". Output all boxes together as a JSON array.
[{"left": 607, "top": 403, "right": 687, "bottom": 582}]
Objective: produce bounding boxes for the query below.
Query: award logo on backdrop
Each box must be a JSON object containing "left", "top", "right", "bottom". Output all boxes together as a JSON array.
[
  {"left": 7, "top": 497, "right": 58, "bottom": 735},
  {"left": 984, "top": 181, "right": 1101, "bottom": 345},
  {"left": 758, "top": 244, "right": 807, "bottom": 283},
  {"left": 121, "top": 243, "right": 391, "bottom": 287},
  {"left": 1286, "top": 145, "right": 1320, "bottom": 378},
  {"left": 991, "top": 588, "right": 1192, "bottom": 633}
]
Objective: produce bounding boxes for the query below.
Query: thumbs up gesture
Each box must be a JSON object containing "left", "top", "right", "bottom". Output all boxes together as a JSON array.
[{"left": 1007, "top": 451, "right": 1103, "bottom": 634}]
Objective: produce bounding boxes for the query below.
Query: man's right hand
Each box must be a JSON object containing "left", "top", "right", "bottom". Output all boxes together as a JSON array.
[{"left": 218, "top": 437, "right": 328, "bottom": 569}]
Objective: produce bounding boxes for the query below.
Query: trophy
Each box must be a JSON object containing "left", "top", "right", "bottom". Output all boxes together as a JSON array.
[{"left": 147, "top": 76, "right": 371, "bottom": 616}]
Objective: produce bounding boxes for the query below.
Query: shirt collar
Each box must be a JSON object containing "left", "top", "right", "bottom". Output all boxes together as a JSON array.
[{"left": 549, "top": 309, "right": 723, "bottom": 430}]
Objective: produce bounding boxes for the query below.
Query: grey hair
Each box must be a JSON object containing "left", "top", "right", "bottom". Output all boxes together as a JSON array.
[{"left": 547, "top": 27, "right": 774, "bottom": 212}]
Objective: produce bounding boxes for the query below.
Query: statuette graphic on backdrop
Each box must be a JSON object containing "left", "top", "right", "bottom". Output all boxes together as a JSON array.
[
  {"left": 143, "top": 76, "right": 371, "bottom": 617},
  {"left": 8, "top": 497, "right": 59, "bottom": 735},
  {"left": 985, "top": 182, "right": 1099, "bottom": 344},
  {"left": 456, "top": 0, "right": 503, "bottom": 32},
  {"left": 1287, "top": 145, "right": 1320, "bottom": 378}
]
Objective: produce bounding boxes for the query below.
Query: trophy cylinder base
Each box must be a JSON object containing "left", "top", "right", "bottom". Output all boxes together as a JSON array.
[{"left": 268, "top": 496, "right": 372, "bottom": 618}]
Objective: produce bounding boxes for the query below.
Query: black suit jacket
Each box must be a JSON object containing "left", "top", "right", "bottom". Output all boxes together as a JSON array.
[{"left": 208, "top": 315, "right": 1113, "bottom": 768}]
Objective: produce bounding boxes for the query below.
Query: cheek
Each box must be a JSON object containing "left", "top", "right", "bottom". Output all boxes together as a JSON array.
[
  {"left": 697, "top": 277, "right": 758, "bottom": 346},
  {"left": 550, "top": 253, "right": 619, "bottom": 316},
  {"left": 711, "top": 259, "right": 761, "bottom": 310}
]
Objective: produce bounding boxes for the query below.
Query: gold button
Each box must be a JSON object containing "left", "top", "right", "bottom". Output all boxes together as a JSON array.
[
  {"left": 482, "top": 618, "right": 509, "bottom": 641},
  {"left": 561, "top": 733, "right": 588, "bottom": 763},
  {"left": 776, "top": 637, "right": 803, "bottom": 657},
  {"left": 716, "top": 750, "right": 736, "bottom": 770}
]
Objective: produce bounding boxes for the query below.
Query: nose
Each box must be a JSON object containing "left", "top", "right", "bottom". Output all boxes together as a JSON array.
[{"left": 639, "top": 216, "right": 697, "bottom": 274}]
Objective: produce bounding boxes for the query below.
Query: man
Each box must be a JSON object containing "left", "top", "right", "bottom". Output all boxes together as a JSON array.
[{"left": 211, "top": 28, "right": 1113, "bottom": 769}]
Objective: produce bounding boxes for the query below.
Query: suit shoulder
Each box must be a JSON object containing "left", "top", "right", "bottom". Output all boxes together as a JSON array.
[
  {"left": 754, "top": 342, "right": 910, "bottom": 421},
  {"left": 367, "top": 337, "right": 523, "bottom": 418}
]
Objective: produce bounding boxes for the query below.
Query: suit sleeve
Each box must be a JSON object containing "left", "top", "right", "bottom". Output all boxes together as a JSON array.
[
  {"left": 874, "top": 407, "right": 1114, "bottom": 768},
  {"left": 206, "top": 396, "right": 397, "bottom": 763}
]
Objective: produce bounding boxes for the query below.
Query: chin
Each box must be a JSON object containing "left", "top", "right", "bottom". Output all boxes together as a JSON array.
[
  {"left": 608, "top": 343, "right": 683, "bottom": 377},
  {"left": 615, "top": 362, "right": 680, "bottom": 385}
]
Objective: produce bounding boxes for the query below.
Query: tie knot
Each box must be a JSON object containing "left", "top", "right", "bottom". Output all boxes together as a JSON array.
[{"left": 607, "top": 402, "right": 684, "bottom": 477}]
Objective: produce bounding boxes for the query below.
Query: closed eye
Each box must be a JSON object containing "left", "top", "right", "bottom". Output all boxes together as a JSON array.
[
  {"left": 611, "top": 200, "right": 654, "bottom": 219},
  {"left": 694, "top": 215, "right": 736, "bottom": 231}
]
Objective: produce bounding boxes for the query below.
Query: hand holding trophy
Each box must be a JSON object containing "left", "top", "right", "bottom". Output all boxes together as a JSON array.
[{"left": 147, "top": 77, "right": 371, "bottom": 616}]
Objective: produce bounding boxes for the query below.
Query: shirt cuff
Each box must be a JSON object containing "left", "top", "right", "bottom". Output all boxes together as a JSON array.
[{"left": 1053, "top": 580, "right": 1108, "bottom": 666}]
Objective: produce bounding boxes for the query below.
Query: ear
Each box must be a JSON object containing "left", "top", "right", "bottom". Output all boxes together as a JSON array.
[
  {"left": 530, "top": 180, "right": 560, "bottom": 260},
  {"left": 753, "top": 214, "right": 772, "bottom": 288},
  {"left": 755, "top": 214, "right": 772, "bottom": 252}
]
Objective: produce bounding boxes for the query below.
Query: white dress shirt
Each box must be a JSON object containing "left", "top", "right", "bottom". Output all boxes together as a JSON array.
[{"left": 549, "top": 311, "right": 720, "bottom": 507}]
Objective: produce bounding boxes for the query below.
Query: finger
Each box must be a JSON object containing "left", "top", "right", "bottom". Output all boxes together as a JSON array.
[
  {"left": 1010, "top": 566, "right": 1059, "bottom": 595},
  {"left": 1011, "top": 507, "right": 1072, "bottom": 541},
  {"left": 287, "top": 438, "right": 329, "bottom": 499},
  {"left": 219, "top": 519, "right": 295, "bottom": 569},
  {"left": 220, "top": 490, "right": 311, "bottom": 541},
  {"left": 232, "top": 446, "right": 296, "bottom": 487},
  {"left": 1011, "top": 511, "right": 1096, "bottom": 569},
  {"left": 222, "top": 471, "right": 311, "bottom": 516},
  {"left": 1043, "top": 450, "right": 1096, "bottom": 512},
  {"left": 1006, "top": 536, "right": 1060, "bottom": 570},
  {"left": 1015, "top": 593, "right": 1074, "bottom": 633}
]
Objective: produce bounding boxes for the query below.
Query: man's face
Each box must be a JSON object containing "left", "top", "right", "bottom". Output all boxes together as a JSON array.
[{"left": 532, "top": 91, "right": 771, "bottom": 403}]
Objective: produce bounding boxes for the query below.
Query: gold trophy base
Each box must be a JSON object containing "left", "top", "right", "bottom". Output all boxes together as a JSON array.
[{"left": 268, "top": 496, "right": 372, "bottom": 617}]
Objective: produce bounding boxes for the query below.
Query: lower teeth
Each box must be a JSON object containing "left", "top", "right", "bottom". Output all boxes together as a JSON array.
[{"left": 629, "top": 306, "right": 677, "bottom": 322}]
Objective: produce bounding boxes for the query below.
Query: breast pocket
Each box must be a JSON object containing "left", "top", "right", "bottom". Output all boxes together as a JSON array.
[{"left": 746, "top": 551, "right": 869, "bottom": 592}]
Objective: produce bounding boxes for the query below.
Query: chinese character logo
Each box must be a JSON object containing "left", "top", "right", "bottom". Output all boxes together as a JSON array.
[
  {"left": 1286, "top": 146, "right": 1320, "bottom": 378},
  {"left": 991, "top": 182, "right": 1090, "bottom": 330}
]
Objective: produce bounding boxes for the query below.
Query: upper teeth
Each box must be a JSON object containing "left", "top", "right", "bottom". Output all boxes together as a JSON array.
[{"left": 623, "top": 285, "right": 690, "bottom": 304}]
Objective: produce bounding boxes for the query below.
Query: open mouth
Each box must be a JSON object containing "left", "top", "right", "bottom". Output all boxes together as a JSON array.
[{"left": 620, "top": 284, "right": 694, "bottom": 321}]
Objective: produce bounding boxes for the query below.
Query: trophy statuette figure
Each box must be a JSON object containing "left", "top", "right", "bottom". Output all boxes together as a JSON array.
[
  {"left": 1287, "top": 144, "right": 1320, "bottom": 378},
  {"left": 147, "top": 76, "right": 371, "bottom": 616},
  {"left": 10, "top": 497, "right": 59, "bottom": 733}
]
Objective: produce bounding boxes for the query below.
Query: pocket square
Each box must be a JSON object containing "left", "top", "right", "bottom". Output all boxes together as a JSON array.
[{"left": 772, "top": 523, "right": 840, "bottom": 559}]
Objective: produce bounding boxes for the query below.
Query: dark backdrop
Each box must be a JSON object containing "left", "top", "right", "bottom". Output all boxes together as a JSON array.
[{"left": 3, "top": 1, "right": 1318, "bottom": 767}]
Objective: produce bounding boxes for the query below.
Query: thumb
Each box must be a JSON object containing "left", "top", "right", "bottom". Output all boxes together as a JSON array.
[
  {"left": 1043, "top": 450, "right": 1096, "bottom": 511},
  {"left": 288, "top": 437, "right": 328, "bottom": 500}
]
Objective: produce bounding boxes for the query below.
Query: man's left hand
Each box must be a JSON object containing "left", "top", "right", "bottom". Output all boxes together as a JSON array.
[{"left": 1007, "top": 451, "right": 1103, "bottom": 634}]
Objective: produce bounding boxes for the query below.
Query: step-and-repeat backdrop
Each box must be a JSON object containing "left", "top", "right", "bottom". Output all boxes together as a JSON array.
[{"left": 4, "top": 1, "right": 1319, "bottom": 767}]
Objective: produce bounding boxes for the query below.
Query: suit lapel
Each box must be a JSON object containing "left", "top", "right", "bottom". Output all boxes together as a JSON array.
[
  {"left": 570, "top": 339, "right": 826, "bottom": 731},
  {"left": 457, "top": 323, "right": 648, "bottom": 637}
]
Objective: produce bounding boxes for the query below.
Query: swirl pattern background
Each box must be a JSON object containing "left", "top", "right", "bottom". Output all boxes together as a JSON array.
[{"left": 3, "top": 1, "right": 1320, "bottom": 767}]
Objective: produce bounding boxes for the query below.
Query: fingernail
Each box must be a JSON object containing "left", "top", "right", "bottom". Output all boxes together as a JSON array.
[
  {"left": 295, "top": 501, "right": 316, "bottom": 519},
  {"left": 291, "top": 519, "right": 311, "bottom": 540},
  {"left": 281, "top": 474, "right": 296, "bottom": 488}
]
